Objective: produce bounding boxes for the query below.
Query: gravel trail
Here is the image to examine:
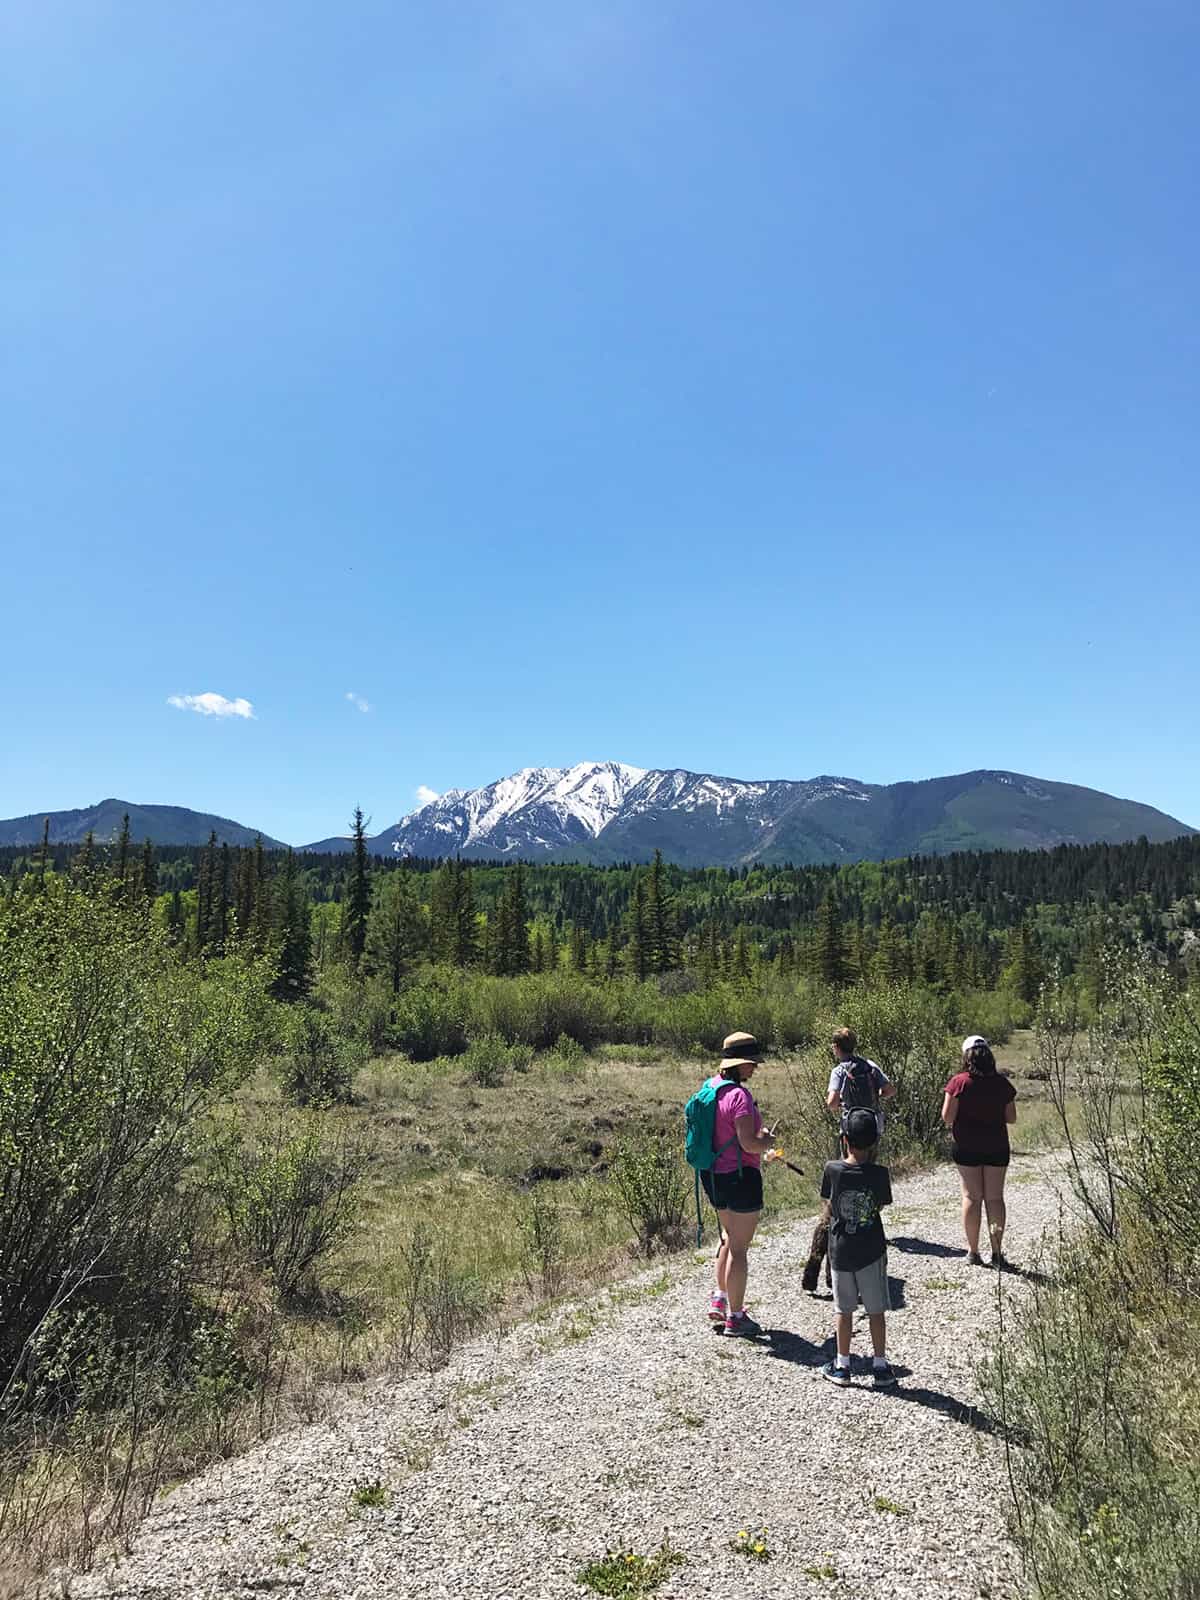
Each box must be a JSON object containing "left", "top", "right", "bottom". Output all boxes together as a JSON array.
[{"left": 73, "top": 1155, "right": 1067, "bottom": 1600}]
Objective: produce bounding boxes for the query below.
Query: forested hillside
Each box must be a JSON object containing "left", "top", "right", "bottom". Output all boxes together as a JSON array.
[{"left": 5, "top": 824, "right": 1199, "bottom": 1003}]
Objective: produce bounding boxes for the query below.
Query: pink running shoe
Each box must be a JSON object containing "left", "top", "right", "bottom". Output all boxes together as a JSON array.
[
  {"left": 723, "top": 1310, "right": 762, "bottom": 1338},
  {"left": 707, "top": 1292, "right": 728, "bottom": 1324}
]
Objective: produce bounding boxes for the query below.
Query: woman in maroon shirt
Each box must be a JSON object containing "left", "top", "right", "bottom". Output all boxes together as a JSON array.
[{"left": 941, "top": 1035, "right": 1017, "bottom": 1266}]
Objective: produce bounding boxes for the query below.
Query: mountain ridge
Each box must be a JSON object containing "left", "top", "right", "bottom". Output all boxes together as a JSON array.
[
  {"left": 309, "top": 761, "right": 1194, "bottom": 866},
  {"left": 0, "top": 799, "right": 288, "bottom": 851},
  {"left": 2, "top": 765, "right": 1193, "bottom": 866}
]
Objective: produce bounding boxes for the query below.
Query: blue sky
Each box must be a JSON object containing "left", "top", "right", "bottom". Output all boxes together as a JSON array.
[{"left": 5, "top": 1, "right": 1198, "bottom": 844}]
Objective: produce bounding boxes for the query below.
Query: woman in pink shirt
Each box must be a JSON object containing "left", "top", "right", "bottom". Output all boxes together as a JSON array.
[{"left": 700, "top": 1031, "right": 777, "bottom": 1337}]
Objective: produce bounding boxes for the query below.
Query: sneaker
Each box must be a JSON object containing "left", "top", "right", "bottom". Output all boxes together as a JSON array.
[
  {"left": 967, "top": 1251, "right": 984, "bottom": 1266},
  {"left": 820, "top": 1360, "right": 851, "bottom": 1387},
  {"left": 708, "top": 1292, "right": 728, "bottom": 1324},
  {"left": 990, "top": 1251, "right": 1009, "bottom": 1270},
  {"left": 723, "top": 1311, "right": 761, "bottom": 1338},
  {"left": 871, "top": 1362, "right": 897, "bottom": 1389}
]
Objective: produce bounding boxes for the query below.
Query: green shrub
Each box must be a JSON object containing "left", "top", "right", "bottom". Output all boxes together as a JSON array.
[
  {"left": 650, "top": 982, "right": 771, "bottom": 1055},
  {"left": 465, "top": 973, "right": 611, "bottom": 1049},
  {"left": 391, "top": 974, "right": 469, "bottom": 1061},
  {"left": 836, "top": 984, "right": 955, "bottom": 1159},
  {"left": 981, "top": 955, "right": 1200, "bottom": 1600},
  {"left": 216, "top": 1115, "right": 369, "bottom": 1301},
  {"left": 0, "top": 880, "right": 271, "bottom": 1407},
  {"left": 279, "top": 1005, "right": 365, "bottom": 1105},
  {"left": 609, "top": 1137, "right": 689, "bottom": 1255},
  {"left": 459, "top": 1034, "right": 532, "bottom": 1087}
]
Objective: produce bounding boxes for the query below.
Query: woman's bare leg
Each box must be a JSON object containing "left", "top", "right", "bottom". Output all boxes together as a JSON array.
[
  {"left": 957, "top": 1165, "right": 985, "bottom": 1254},
  {"left": 717, "top": 1208, "right": 759, "bottom": 1313},
  {"left": 983, "top": 1165, "right": 1008, "bottom": 1256}
]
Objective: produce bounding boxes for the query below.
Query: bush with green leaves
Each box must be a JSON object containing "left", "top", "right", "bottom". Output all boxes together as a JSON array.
[
  {"left": 465, "top": 972, "right": 612, "bottom": 1049},
  {"left": 216, "top": 1115, "right": 370, "bottom": 1301},
  {"left": 390, "top": 973, "right": 469, "bottom": 1061},
  {"left": 0, "top": 879, "right": 272, "bottom": 1408},
  {"left": 980, "top": 954, "right": 1200, "bottom": 1600},
  {"left": 459, "top": 1033, "right": 532, "bottom": 1087},
  {"left": 279, "top": 1004, "right": 366, "bottom": 1105},
  {"left": 609, "top": 1137, "right": 689, "bottom": 1255},
  {"left": 780, "top": 983, "right": 955, "bottom": 1164}
]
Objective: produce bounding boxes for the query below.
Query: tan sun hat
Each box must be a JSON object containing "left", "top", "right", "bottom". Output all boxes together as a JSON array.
[{"left": 720, "top": 1031, "right": 764, "bottom": 1068}]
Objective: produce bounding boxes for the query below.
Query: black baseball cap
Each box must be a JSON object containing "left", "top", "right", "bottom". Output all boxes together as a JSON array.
[{"left": 844, "top": 1109, "right": 879, "bottom": 1149}]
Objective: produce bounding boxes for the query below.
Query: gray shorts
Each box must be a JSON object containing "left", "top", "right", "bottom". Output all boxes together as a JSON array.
[{"left": 831, "top": 1254, "right": 890, "bottom": 1316}]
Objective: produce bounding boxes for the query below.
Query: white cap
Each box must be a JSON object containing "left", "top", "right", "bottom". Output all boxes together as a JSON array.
[{"left": 962, "top": 1035, "right": 989, "bottom": 1053}]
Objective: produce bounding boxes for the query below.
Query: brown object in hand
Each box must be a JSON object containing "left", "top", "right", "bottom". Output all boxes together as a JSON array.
[{"left": 801, "top": 1218, "right": 832, "bottom": 1292}]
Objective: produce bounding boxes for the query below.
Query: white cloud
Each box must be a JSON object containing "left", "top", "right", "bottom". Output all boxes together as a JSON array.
[
  {"left": 168, "top": 692, "right": 255, "bottom": 720},
  {"left": 414, "top": 785, "right": 440, "bottom": 807},
  {"left": 345, "top": 691, "right": 370, "bottom": 713}
]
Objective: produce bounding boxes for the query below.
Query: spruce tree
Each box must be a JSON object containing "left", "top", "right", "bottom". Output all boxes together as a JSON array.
[
  {"left": 140, "top": 838, "right": 158, "bottom": 903},
  {"left": 195, "top": 832, "right": 217, "bottom": 953},
  {"left": 211, "top": 842, "right": 231, "bottom": 953},
  {"left": 166, "top": 887, "right": 185, "bottom": 943},
  {"left": 74, "top": 830, "right": 96, "bottom": 884},
  {"left": 814, "top": 890, "right": 853, "bottom": 987},
  {"left": 454, "top": 863, "right": 480, "bottom": 966},
  {"left": 646, "top": 849, "right": 680, "bottom": 972},
  {"left": 365, "top": 872, "right": 425, "bottom": 991},
  {"left": 113, "top": 813, "right": 131, "bottom": 897},
  {"left": 345, "top": 807, "right": 372, "bottom": 963},
  {"left": 628, "top": 878, "right": 649, "bottom": 981},
  {"left": 273, "top": 850, "right": 312, "bottom": 997},
  {"left": 494, "top": 863, "right": 530, "bottom": 975},
  {"left": 35, "top": 817, "right": 51, "bottom": 890}
]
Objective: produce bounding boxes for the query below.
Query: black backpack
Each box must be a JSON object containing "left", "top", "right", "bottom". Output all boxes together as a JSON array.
[{"left": 839, "top": 1056, "right": 880, "bottom": 1113}]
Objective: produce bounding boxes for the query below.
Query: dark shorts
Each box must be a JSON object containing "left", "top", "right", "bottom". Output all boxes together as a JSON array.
[
  {"left": 701, "top": 1166, "right": 764, "bottom": 1214},
  {"left": 953, "top": 1146, "right": 1010, "bottom": 1168}
]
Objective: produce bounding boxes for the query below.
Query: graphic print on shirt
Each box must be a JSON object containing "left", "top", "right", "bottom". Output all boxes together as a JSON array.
[{"left": 835, "top": 1185, "right": 881, "bottom": 1235}]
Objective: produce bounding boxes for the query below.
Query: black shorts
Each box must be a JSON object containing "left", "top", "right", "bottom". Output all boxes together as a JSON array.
[
  {"left": 953, "top": 1146, "right": 1010, "bottom": 1168},
  {"left": 701, "top": 1166, "right": 764, "bottom": 1214}
]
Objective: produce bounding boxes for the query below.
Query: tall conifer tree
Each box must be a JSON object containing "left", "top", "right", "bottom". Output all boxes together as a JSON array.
[{"left": 345, "top": 807, "right": 372, "bottom": 963}]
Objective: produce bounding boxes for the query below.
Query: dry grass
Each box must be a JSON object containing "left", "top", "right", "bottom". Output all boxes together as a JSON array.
[{"left": 274, "top": 1046, "right": 821, "bottom": 1380}]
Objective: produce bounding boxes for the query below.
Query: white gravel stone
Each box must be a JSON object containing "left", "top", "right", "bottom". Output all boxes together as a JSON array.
[{"left": 69, "top": 1155, "right": 1072, "bottom": 1600}]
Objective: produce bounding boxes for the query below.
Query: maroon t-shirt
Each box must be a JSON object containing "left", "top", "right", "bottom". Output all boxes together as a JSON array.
[{"left": 944, "top": 1070, "right": 1016, "bottom": 1156}]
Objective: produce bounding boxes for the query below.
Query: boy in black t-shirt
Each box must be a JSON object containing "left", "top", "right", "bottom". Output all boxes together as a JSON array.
[{"left": 818, "top": 1108, "right": 896, "bottom": 1389}]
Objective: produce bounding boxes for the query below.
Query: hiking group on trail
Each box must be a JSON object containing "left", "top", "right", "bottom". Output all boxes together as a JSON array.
[{"left": 684, "top": 1027, "right": 1020, "bottom": 1386}]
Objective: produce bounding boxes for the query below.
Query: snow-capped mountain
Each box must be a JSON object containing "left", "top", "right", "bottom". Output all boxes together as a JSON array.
[
  {"left": 367, "top": 762, "right": 647, "bottom": 858},
  {"left": 311, "top": 762, "right": 1195, "bottom": 866}
]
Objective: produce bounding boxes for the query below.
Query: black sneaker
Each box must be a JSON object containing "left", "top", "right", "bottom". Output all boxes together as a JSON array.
[
  {"left": 820, "top": 1360, "right": 851, "bottom": 1387},
  {"left": 967, "top": 1251, "right": 984, "bottom": 1266},
  {"left": 990, "top": 1251, "right": 1009, "bottom": 1270},
  {"left": 871, "top": 1362, "right": 897, "bottom": 1389}
]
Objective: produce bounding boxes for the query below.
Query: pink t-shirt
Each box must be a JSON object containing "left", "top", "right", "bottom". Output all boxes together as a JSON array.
[{"left": 709, "top": 1076, "right": 762, "bottom": 1173}]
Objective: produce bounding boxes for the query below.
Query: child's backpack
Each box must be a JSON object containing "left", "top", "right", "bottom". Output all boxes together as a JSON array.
[
  {"left": 684, "top": 1077, "right": 742, "bottom": 1243},
  {"left": 838, "top": 1056, "right": 880, "bottom": 1114}
]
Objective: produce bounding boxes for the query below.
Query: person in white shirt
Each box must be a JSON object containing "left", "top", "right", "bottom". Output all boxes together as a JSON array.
[{"left": 826, "top": 1025, "right": 896, "bottom": 1142}]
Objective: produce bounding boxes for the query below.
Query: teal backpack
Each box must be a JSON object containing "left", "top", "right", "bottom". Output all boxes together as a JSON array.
[{"left": 684, "top": 1076, "right": 743, "bottom": 1244}]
